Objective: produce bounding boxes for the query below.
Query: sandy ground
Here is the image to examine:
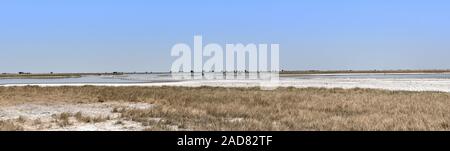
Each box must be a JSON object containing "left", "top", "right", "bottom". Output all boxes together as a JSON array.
[
  {"left": 3, "top": 78, "right": 450, "bottom": 92},
  {"left": 0, "top": 102, "right": 153, "bottom": 131}
]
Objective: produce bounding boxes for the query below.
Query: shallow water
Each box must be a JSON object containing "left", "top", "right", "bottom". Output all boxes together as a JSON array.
[
  {"left": 0, "top": 75, "right": 144, "bottom": 85},
  {"left": 2, "top": 73, "right": 450, "bottom": 85}
]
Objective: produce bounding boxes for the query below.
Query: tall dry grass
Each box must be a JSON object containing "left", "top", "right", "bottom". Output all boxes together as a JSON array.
[{"left": 1, "top": 86, "right": 450, "bottom": 131}]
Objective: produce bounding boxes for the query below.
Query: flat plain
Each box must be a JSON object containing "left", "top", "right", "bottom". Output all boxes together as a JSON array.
[{"left": 1, "top": 86, "right": 449, "bottom": 131}]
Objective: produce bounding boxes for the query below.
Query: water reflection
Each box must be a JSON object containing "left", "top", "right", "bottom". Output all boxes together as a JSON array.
[{"left": 1, "top": 73, "right": 450, "bottom": 85}]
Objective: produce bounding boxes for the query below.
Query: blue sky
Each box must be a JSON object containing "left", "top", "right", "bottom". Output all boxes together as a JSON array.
[{"left": 1, "top": 0, "right": 449, "bottom": 72}]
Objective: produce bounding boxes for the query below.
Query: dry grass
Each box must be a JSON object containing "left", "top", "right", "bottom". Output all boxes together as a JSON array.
[
  {"left": 1, "top": 86, "right": 450, "bottom": 131},
  {"left": 74, "top": 112, "right": 109, "bottom": 123},
  {"left": 50, "top": 112, "right": 109, "bottom": 127},
  {"left": 52, "top": 113, "right": 72, "bottom": 127},
  {"left": 0, "top": 120, "right": 24, "bottom": 131}
]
